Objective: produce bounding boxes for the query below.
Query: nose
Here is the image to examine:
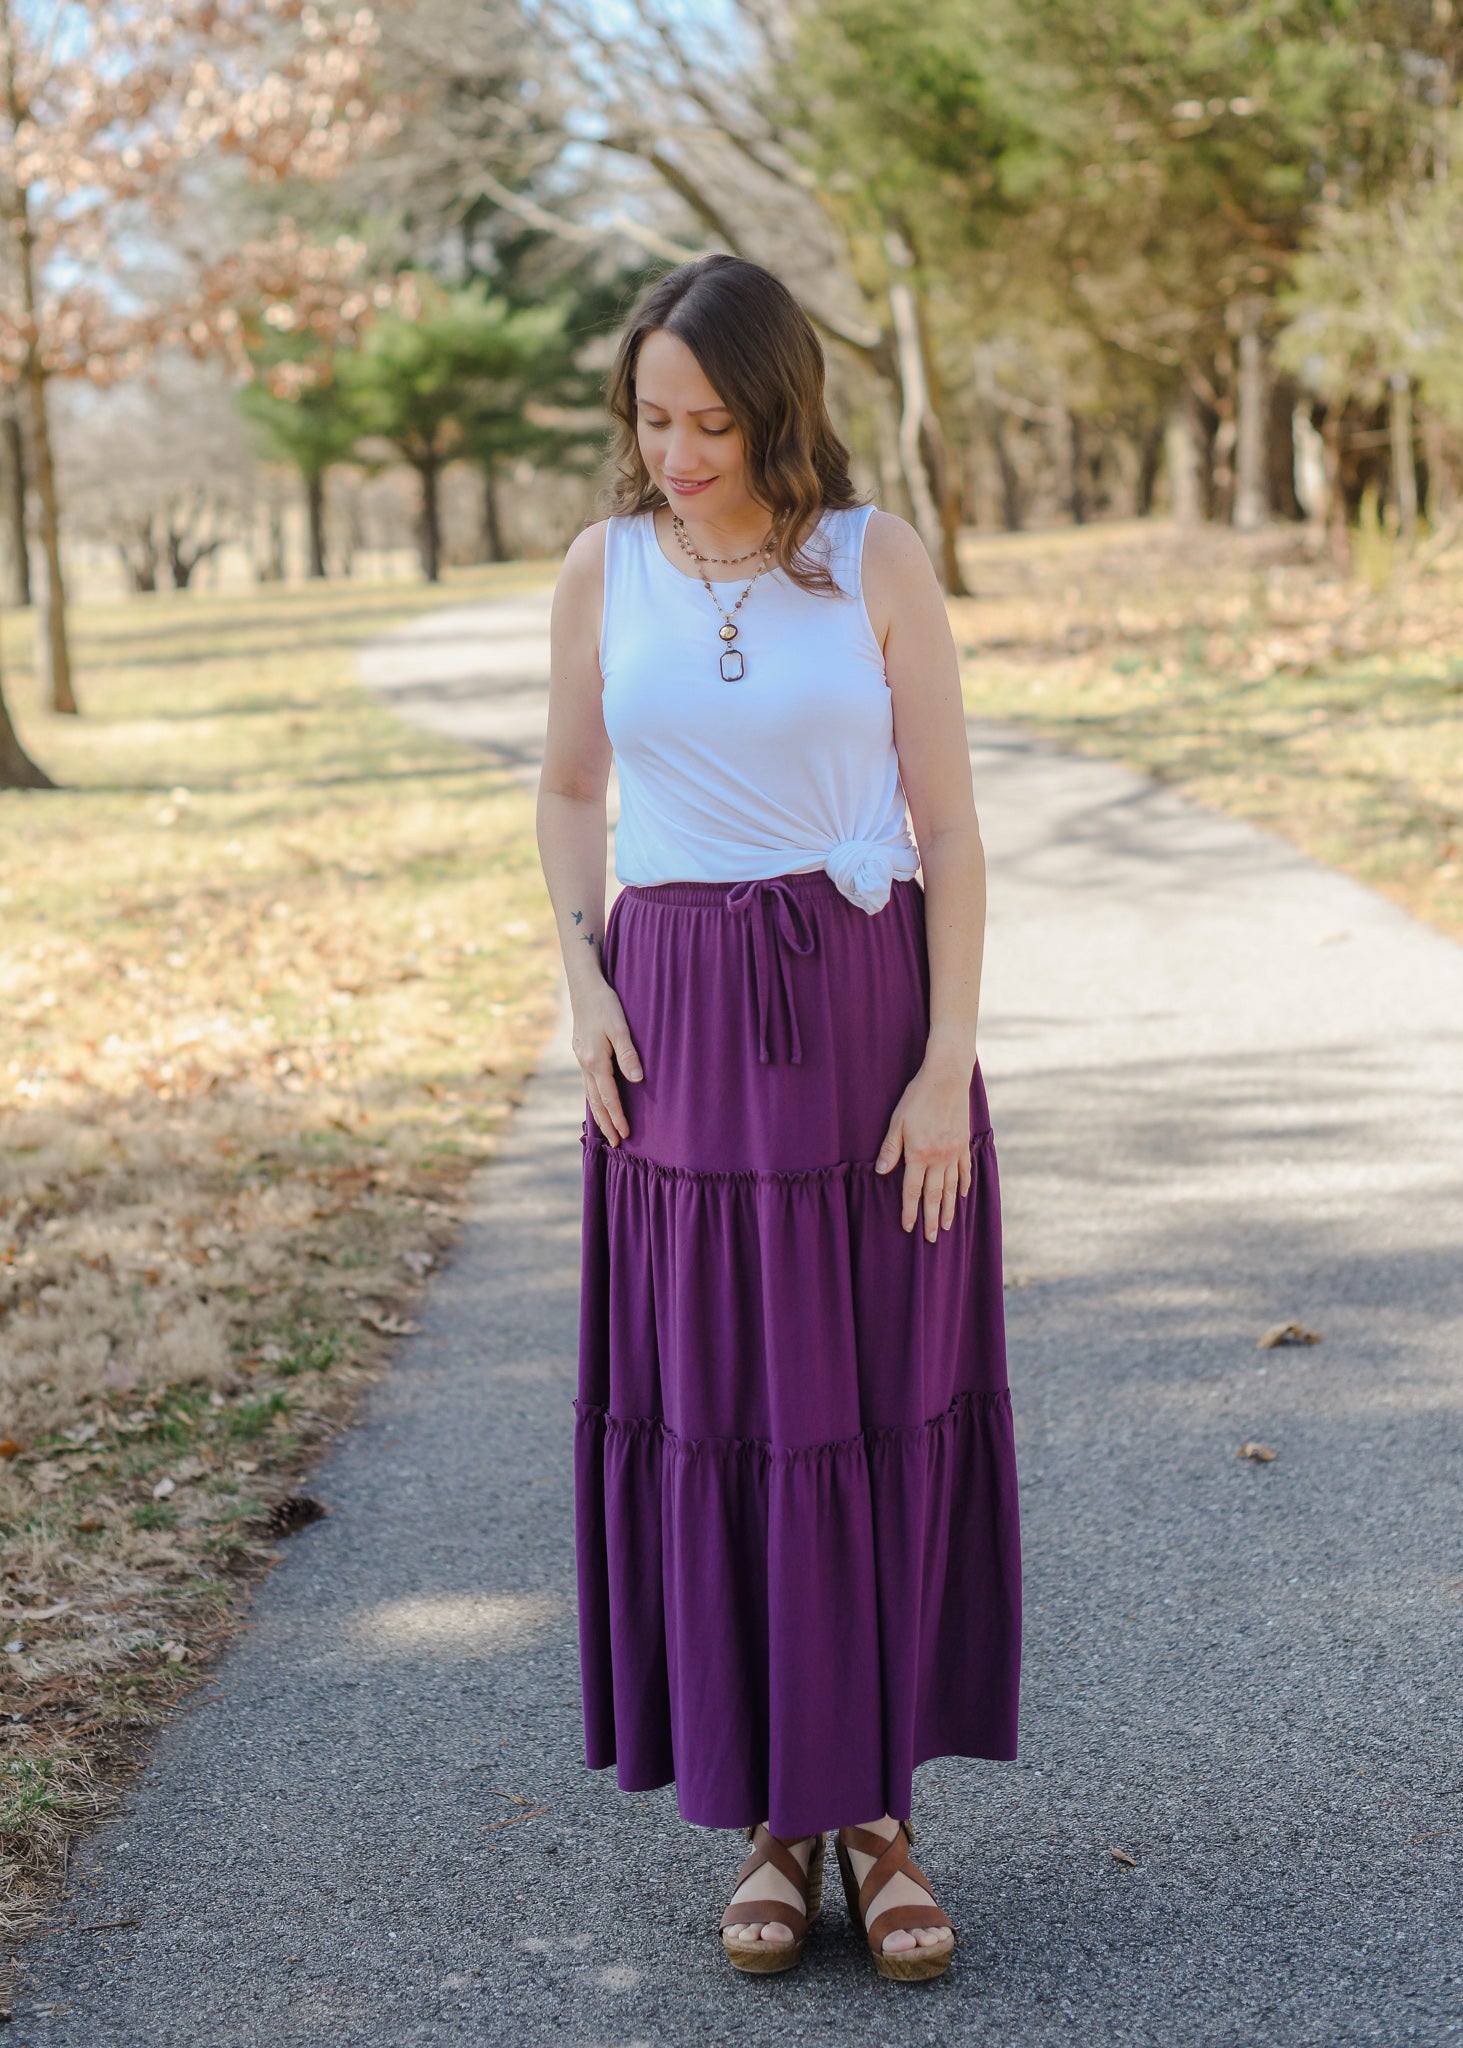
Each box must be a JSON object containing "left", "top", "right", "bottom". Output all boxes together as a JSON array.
[{"left": 663, "top": 428, "right": 706, "bottom": 478}]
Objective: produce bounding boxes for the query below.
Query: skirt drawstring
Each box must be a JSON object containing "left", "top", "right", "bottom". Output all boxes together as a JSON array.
[{"left": 726, "top": 878, "right": 818, "bottom": 1065}]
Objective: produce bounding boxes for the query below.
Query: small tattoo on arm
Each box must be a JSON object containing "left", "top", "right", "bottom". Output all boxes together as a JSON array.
[{"left": 571, "top": 910, "right": 583, "bottom": 924}]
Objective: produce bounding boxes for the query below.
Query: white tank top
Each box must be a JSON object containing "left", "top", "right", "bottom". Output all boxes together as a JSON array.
[{"left": 599, "top": 504, "right": 920, "bottom": 915}]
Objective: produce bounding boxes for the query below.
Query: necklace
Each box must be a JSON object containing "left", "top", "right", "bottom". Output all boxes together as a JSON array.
[
  {"left": 670, "top": 520, "right": 770, "bottom": 565},
  {"left": 670, "top": 511, "right": 777, "bottom": 682}
]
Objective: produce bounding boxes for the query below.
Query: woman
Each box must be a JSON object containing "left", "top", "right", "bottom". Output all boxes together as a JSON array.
[{"left": 537, "top": 253, "right": 1021, "bottom": 1983}]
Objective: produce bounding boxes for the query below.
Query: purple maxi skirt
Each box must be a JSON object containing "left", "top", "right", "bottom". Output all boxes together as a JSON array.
[{"left": 574, "top": 868, "right": 1021, "bottom": 1838}]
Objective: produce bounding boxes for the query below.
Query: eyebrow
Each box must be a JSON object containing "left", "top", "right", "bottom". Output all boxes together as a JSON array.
[{"left": 635, "top": 396, "right": 731, "bottom": 413}]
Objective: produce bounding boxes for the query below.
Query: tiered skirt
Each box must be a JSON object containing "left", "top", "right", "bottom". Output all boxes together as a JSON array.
[{"left": 574, "top": 868, "right": 1021, "bottom": 1837}]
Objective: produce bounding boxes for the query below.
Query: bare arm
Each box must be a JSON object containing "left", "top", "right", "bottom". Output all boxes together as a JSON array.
[
  {"left": 537, "top": 521, "right": 642, "bottom": 1145},
  {"left": 861, "top": 509, "right": 987, "bottom": 1241}
]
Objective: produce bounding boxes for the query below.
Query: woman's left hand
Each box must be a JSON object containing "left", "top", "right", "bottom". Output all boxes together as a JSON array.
[{"left": 874, "top": 1061, "right": 974, "bottom": 1242}]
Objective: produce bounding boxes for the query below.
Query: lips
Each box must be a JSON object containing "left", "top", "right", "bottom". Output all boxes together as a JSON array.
[{"left": 666, "top": 475, "right": 714, "bottom": 493}]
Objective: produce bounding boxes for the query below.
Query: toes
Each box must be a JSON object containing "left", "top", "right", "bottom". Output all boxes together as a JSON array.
[
  {"left": 914, "top": 1926, "right": 953, "bottom": 1949},
  {"left": 882, "top": 1930, "right": 917, "bottom": 1953},
  {"left": 760, "top": 1922, "right": 793, "bottom": 1945}
]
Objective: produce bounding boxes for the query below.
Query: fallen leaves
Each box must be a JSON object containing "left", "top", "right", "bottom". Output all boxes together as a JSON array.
[
  {"left": 1237, "top": 1441, "right": 1278, "bottom": 1463},
  {"left": 1110, "top": 1847, "right": 1138, "bottom": 1868},
  {"left": 359, "top": 1310, "right": 421, "bottom": 1337},
  {"left": 1257, "top": 1321, "right": 1321, "bottom": 1350}
]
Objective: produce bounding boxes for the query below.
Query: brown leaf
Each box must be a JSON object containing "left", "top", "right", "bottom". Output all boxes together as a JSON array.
[
  {"left": 1258, "top": 1322, "right": 1320, "bottom": 1350},
  {"left": 360, "top": 1310, "right": 421, "bottom": 1337},
  {"left": 0, "top": 1439, "right": 21, "bottom": 1460},
  {"left": 1237, "top": 1441, "right": 1278, "bottom": 1463},
  {"left": 1111, "top": 1847, "right": 1138, "bottom": 1868}
]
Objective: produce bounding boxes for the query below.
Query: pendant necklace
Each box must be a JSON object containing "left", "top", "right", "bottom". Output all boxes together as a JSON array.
[{"left": 671, "top": 510, "right": 777, "bottom": 682}]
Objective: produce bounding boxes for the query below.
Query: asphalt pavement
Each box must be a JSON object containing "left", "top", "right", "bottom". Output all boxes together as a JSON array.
[{"left": 12, "top": 589, "right": 1462, "bottom": 2047}]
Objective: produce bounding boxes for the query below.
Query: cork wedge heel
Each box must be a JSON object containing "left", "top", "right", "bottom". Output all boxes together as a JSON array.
[
  {"left": 834, "top": 1820, "right": 955, "bottom": 1983},
  {"left": 719, "top": 1825, "right": 826, "bottom": 1975}
]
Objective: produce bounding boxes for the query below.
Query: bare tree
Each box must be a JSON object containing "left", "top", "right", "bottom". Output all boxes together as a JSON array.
[
  {"left": 55, "top": 359, "right": 255, "bottom": 593},
  {"left": 377, "top": 0, "right": 967, "bottom": 585},
  {"left": 0, "top": 0, "right": 400, "bottom": 715}
]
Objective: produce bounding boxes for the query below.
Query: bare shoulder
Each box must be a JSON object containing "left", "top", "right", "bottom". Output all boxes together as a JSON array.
[
  {"left": 859, "top": 507, "right": 945, "bottom": 645},
  {"left": 861, "top": 507, "right": 932, "bottom": 568},
  {"left": 552, "top": 519, "right": 610, "bottom": 656},
  {"left": 555, "top": 517, "right": 610, "bottom": 596}
]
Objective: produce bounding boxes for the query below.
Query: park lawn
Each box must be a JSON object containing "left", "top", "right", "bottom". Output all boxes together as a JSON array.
[
  {"left": 0, "top": 564, "right": 559, "bottom": 1936},
  {"left": 951, "top": 519, "right": 1463, "bottom": 948}
]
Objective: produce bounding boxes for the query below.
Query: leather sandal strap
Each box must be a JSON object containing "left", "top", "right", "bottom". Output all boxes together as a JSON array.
[
  {"left": 865, "top": 1900, "right": 953, "bottom": 1953},
  {"left": 730, "top": 1827, "right": 811, "bottom": 1899},
  {"left": 722, "top": 1824, "right": 817, "bottom": 1940},
  {"left": 853, "top": 1826, "right": 915, "bottom": 1921},
  {"left": 719, "top": 1896, "right": 809, "bottom": 1940},
  {"left": 840, "top": 1823, "right": 947, "bottom": 1939}
]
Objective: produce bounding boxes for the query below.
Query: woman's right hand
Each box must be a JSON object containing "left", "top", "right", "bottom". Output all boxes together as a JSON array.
[{"left": 572, "top": 980, "right": 643, "bottom": 1146}]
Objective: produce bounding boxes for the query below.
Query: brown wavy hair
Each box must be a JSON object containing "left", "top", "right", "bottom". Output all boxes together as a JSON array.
[{"left": 603, "top": 253, "right": 867, "bottom": 598}]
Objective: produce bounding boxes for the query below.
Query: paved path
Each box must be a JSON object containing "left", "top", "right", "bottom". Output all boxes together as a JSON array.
[{"left": 14, "top": 594, "right": 1463, "bottom": 2047}]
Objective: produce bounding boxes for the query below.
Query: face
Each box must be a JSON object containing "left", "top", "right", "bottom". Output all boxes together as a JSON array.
[{"left": 633, "top": 328, "right": 754, "bottom": 520}]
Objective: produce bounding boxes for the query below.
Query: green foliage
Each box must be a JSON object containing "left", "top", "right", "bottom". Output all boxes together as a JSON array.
[
  {"left": 335, "top": 276, "right": 568, "bottom": 469},
  {"left": 1279, "top": 110, "right": 1463, "bottom": 428},
  {"left": 787, "top": 0, "right": 1451, "bottom": 409},
  {"left": 225, "top": 1390, "right": 293, "bottom": 1439},
  {"left": 238, "top": 347, "right": 363, "bottom": 483}
]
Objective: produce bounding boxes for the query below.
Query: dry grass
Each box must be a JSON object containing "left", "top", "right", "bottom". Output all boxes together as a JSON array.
[
  {"left": 0, "top": 564, "right": 559, "bottom": 1945},
  {"left": 952, "top": 518, "right": 1463, "bottom": 946},
  {"left": 6, "top": 515, "right": 1458, "bottom": 1968}
]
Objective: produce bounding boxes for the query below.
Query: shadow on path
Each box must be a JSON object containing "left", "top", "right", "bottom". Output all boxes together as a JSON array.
[{"left": 13, "top": 598, "right": 1462, "bottom": 2048}]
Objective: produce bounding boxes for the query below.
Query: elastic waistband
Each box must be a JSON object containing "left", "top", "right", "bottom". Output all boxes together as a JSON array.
[{"left": 618, "top": 869, "right": 919, "bottom": 910}]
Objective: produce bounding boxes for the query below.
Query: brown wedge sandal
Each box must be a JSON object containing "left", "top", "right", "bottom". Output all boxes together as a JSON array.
[
  {"left": 834, "top": 1819, "right": 955, "bottom": 1982},
  {"left": 719, "top": 1823, "right": 826, "bottom": 1975}
]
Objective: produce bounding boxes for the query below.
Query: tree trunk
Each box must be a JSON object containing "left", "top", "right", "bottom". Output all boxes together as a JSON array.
[
  {"left": 886, "top": 273, "right": 943, "bottom": 570},
  {"left": 1164, "top": 395, "right": 1204, "bottom": 526},
  {"left": 973, "top": 347, "right": 1021, "bottom": 531},
  {"left": 1, "top": 406, "right": 30, "bottom": 606},
  {"left": 0, "top": 0, "right": 76, "bottom": 713},
  {"left": 257, "top": 497, "right": 286, "bottom": 582},
  {"left": 1266, "top": 377, "right": 1305, "bottom": 520},
  {"left": 1320, "top": 404, "right": 1350, "bottom": 567},
  {"left": 306, "top": 469, "right": 327, "bottom": 578},
  {"left": 1232, "top": 294, "right": 1269, "bottom": 533},
  {"left": 1389, "top": 373, "right": 1418, "bottom": 543},
  {"left": 883, "top": 235, "right": 968, "bottom": 592},
  {"left": 1135, "top": 418, "right": 1164, "bottom": 518},
  {"left": 117, "top": 519, "right": 160, "bottom": 593},
  {"left": 481, "top": 455, "right": 506, "bottom": 563},
  {"left": 1421, "top": 406, "right": 1456, "bottom": 519},
  {"left": 1068, "top": 412, "right": 1088, "bottom": 525},
  {"left": 417, "top": 453, "right": 442, "bottom": 583},
  {"left": 0, "top": 670, "right": 49, "bottom": 788},
  {"left": 869, "top": 377, "right": 911, "bottom": 523}
]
